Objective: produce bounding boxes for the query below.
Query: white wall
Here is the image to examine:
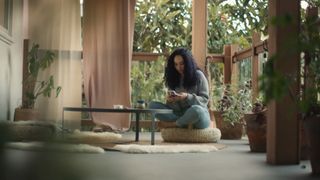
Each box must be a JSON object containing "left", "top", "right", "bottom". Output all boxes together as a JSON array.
[{"left": 0, "top": 0, "right": 24, "bottom": 121}]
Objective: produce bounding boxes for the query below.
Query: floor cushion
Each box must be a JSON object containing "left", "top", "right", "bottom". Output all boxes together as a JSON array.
[
  {"left": 161, "top": 127, "right": 221, "bottom": 143},
  {"left": 0, "top": 120, "right": 57, "bottom": 141}
]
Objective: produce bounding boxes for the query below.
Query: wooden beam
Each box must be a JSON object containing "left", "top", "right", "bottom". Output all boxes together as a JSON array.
[
  {"left": 231, "top": 39, "right": 268, "bottom": 64},
  {"left": 267, "top": 0, "right": 300, "bottom": 164},
  {"left": 132, "top": 52, "right": 167, "bottom": 61},
  {"left": 192, "top": 0, "right": 207, "bottom": 71},
  {"left": 206, "top": 54, "right": 224, "bottom": 63},
  {"left": 255, "top": 40, "right": 268, "bottom": 54},
  {"left": 233, "top": 48, "right": 251, "bottom": 63}
]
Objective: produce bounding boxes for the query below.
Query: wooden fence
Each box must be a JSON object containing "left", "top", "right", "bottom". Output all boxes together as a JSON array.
[{"left": 205, "top": 33, "right": 268, "bottom": 101}]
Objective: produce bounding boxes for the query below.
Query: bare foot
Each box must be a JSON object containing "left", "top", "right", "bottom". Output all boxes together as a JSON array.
[{"left": 158, "top": 121, "right": 177, "bottom": 129}]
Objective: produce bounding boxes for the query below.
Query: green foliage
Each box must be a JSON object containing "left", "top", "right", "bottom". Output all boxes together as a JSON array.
[
  {"left": 299, "top": 9, "right": 320, "bottom": 115},
  {"left": 304, "top": 0, "right": 320, "bottom": 7},
  {"left": 131, "top": 57, "right": 166, "bottom": 105},
  {"left": 251, "top": 93, "right": 266, "bottom": 113},
  {"left": 22, "top": 44, "right": 62, "bottom": 109},
  {"left": 259, "top": 56, "right": 291, "bottom": 104},
  {"left": 207, "top": 0, "right": 268, "bottom": 52},
  {"left": 217, "top": 82, "right": 252, "bottom": 125},
  {"left": 134, "top": 0, "right": 192, "bottom": 53},
  {"left": 222, "top": 0, "right": 268, "bottom": 38},
  {"left": 208, "top": 63, "right": 224, "bottom": 110},
  {"left": 207, "top": 1, "right": 232, "bottom": 53}
]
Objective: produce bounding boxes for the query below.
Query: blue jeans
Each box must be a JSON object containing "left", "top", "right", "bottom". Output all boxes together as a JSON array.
[{"left": 148, "top": 101, "right": 210, "bottom": 129}]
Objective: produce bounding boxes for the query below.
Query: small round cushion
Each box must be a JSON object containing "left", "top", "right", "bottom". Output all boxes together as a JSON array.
[{"left": 161, "top": 128, "right": 221, "bottom": 143}]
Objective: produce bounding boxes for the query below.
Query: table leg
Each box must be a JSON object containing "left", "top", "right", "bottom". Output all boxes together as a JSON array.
[
  {"left": 151, "top": 113, "right": 155, "bottom": 145},
  {"left": 135, "top": 112, "right": 140, "bottom": 141}
]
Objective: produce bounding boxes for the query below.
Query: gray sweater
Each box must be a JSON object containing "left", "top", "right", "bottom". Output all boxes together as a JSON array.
[{"left": 167, "top": 70, "right": 209, "bottom": 115}]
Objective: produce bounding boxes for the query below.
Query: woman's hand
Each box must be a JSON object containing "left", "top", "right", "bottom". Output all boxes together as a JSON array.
[{"left": 166, "top": 92, "right": 188, "bottom": 102}]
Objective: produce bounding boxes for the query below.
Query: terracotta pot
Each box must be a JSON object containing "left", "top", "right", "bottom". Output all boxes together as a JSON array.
[
  {"left": 244, "top": 109, "right": 267, "bottom": 152},
  {"left": 213, "top": 110, "right": 243, "bottom": 139},
  {"left": 14, "top": 108, "right": 40, "bottom": 121},
  {"left": 303, "top": 115, "right": 320, "bottom": 176}
]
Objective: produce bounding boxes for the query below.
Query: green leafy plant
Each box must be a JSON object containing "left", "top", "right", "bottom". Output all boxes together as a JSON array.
[
  {"left": 216, "top": 81, "right": 252, "bottom": 125},
  {"left": 251, "top": 95, "right": 266, "bottom": 113},
  {"left": 210, "top": 84, "right": 225, "bottom": 111},
  {"left": 299, "top": 9, "right": 320, "bottom": 116},
  {"left": 131, "top": 57, "right": 166, "bottom": 105},
  {"left": 22, "top": 44, "right": 61, "bottom": 109}
]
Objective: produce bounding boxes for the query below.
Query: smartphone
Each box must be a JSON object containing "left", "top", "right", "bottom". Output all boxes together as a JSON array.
[{"left": 168, "top": 90, "right": 178, "bottom": 97}]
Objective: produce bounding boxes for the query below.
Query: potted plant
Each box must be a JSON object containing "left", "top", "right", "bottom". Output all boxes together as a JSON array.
[
  {"left": 244, "top": 96, "right": 267, "bottom": 152},
  {"left": 213, "top": 82, "right": 252, "bottom": 139},
  {"left": 208, "top": 80, "right": 224, "bottom": 128},
  {"left": 14, "top": 43, "right": 61, "bottom": 121}
]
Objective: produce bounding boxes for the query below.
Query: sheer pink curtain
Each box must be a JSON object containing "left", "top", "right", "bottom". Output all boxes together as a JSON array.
[
  {"left": 28, "top": 0, "right": 82, "bottom": 129},
  {"left": 83, "top": 0, "right": 135, "bottom": 131}
]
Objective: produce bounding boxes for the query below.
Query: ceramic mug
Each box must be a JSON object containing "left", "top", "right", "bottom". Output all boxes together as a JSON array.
[{"left": 113, "top": 104, "right": 124, "bottom": 109}]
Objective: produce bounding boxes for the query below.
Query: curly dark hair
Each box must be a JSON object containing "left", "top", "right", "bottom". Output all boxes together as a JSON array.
[{"left": 164, "top": 47, "right": 200, "bottom": 90}]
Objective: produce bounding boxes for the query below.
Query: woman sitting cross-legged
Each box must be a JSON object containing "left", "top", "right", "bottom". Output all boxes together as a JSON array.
[{"left": 149, "top": 47, "right": 210, "bottom": 129}]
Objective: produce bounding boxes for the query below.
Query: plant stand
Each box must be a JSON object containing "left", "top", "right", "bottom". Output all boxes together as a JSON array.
[{"left": 244, "top": 109, "right": 267, "bottom": 152}]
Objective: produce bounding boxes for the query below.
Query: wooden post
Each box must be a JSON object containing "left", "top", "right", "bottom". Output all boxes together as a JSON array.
[
  {"left": 223, "top": 44, "right": 238, "bottom": 84},
  {"left": 267, "top": 0, "right": 300, "bottom": 164},
  {"left": 252, "top": 32, "right": 261, "bottom": 101},
  {"left": 192, "top": 0, "right": 207, "bottom": 71},
  {"left": 22, "top": 39, "right": 29, "bottom": 107}
]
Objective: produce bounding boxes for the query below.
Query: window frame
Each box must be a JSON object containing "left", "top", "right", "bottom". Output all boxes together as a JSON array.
[{"left": 0, "top": 0, "right": 13, "bottom": 45}]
